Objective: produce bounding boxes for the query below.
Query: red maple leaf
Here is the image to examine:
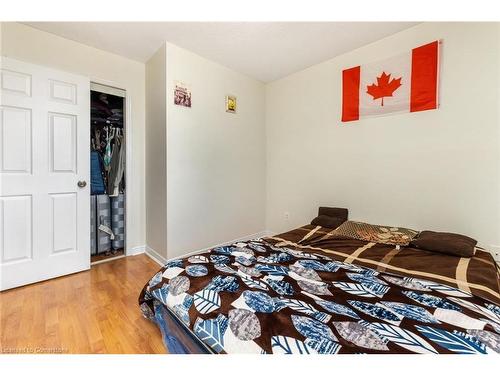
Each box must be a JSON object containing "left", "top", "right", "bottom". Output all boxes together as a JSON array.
[{"left": 366, "top": 71, "right": 402, "bottom": 106}]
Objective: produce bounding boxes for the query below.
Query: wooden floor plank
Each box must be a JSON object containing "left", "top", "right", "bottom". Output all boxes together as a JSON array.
[{"left": 0, "top": 254, "right": 166, "bottom": 354}]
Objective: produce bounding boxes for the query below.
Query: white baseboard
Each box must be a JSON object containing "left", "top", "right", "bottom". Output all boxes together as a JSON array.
[
  {"left": 127, "top": 245, "right": 146, "bottom": 256},
  {"left": 90, "top": 254, "right": 126, "bottom": 266},
  {"left": 144, "top": 229, "right": 275, "bottom": 266},
  {"left": 145, "top": 246, "right": 168, "bottom": 266}
]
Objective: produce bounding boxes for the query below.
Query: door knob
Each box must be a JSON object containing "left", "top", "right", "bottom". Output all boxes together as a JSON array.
[{"left": 77, "top": 180, "right": 87, "bottom": 188}]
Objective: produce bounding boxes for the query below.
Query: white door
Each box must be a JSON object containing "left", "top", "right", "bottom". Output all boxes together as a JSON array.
[{"left": 0, "top": 57, "right": 90, "bottom": 290}]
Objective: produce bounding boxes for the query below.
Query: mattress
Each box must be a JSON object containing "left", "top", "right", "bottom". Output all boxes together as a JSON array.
[{"left": 139, "top": 225, "right": 500, "bottom": 354}]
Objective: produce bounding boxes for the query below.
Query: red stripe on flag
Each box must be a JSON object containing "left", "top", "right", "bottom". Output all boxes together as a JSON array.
[
  {"left": 410, "top": 41, "right": 438, "bottom": 112},
  {"left": 342, "top": 66, "right": 360, "bottom": 122}
]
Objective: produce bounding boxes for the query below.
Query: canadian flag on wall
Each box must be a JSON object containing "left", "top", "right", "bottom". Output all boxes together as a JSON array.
[{"left": 342, "top": 40, "right": 440, "bottom": 122}]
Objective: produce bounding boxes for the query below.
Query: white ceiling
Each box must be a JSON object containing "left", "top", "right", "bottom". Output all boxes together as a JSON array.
[{"left": 24, "top": 22, "right": 418, "bottom": 82}]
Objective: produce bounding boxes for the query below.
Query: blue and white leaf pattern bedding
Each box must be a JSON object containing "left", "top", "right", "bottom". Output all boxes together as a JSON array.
[
  {"left": 165, "top": 259, "right": 183, "bottom": 268},
  {"left": 402, "top": 291, "right": 462, "bottom": 311},
  {"left": 291, "top": 315, "right": 337, "bottom": 342},
  {"left": 365, "top": 321, "right": 438, "bottom": 354},
  {"left": 186, "top": 265, "right": 209, "bottom": 277},
  {"left": 332, "top": 281, "right": 390, "bottom": 298},
  {"left": 296, "top": 259, "right": 330, "bottom": 271},
  {"left": 416, "top": 326, "right": 488, "bottom": 354},
  {"left": 347, "top": 301, "right": 402, "bottom": 324},
  {"left": 271, "top": 335, "right": 314, "bottom": 354},
  {"left": 151, "top": 284, "right": 169, "bottom": 305},
  {"left": 379, "top": 301, "right": 439, "bottom": 323},
  {"left": 346, "top": 272, "right": 388, "bottom": 285},
  {"left": 204, "top": 275, "right": 239, "bottom": 292},
  {"left": 254, "top": 264, "right": 289, "bottom": 276},
  {"left": 238, "top": 273, "right": 269, "bottom": 291},
  {"left": 265, "top": 279, "right": 295, "bottom": 296},
  {"left": 242, "top": 291, "right": 275, "bottom": 313},
  {"left": 210, "top": 255, "right": 230, "bottom": 265},
  {"left": 314, "top": 300, "right": 360, "bottom": 319},
  {"left": 485, "top": 303, "right": 500, "bottom": 318},
  {"left": 275, "top": 298, "right": 331, "bottom": 323},
  {"left": 193, "top": 314, "right": 228, "bottom": 353},
  {"left": 148, "top": 271, "right": 163, "bottom": 288},
  {"left": 139, "top": 238, "right": 500, "bottom": 354}
]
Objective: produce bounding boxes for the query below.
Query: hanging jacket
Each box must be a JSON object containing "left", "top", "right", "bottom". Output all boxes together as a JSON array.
[
  {"left": 103, "top": 127, "right": 114, "bottom": 170},
  {"left": 107, "top": 134, "right": 126, "bottom": 196}
]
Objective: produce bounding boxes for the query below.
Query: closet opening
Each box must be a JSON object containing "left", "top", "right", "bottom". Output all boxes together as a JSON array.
[{"left": 90, "top": 83, "right": 127, "bottom": 264}]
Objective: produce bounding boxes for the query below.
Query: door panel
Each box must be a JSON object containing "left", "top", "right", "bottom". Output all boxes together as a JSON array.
[
  {"left": 0, "top": 106, "right": 32, "bottom": 173},
  {"left": 1, "top": 69, "right": 32, "bottom": 97},
  {"left": 49, "top": 79, "right": 77, "bottom": 105},
  {"left": 0, "top": 195, "right": 33, "bottom": 263},
  {"left": 0, "top": 57, "right": 90, "bottom": 290},
  {"left": 49, "top": 112, "right": 77, "bottom": 173},
  {"left": 49, "top": 192, "right": 77, "bottom": 254}
]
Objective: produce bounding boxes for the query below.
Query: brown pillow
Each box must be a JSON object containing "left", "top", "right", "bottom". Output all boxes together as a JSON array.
[
  {"left": 410, "top": 231, "right": 477, "bottom": 257},
  {"left": 318, "top": 207, "right": 348, "bottom": 222},
  {"left": 311, "top": 215, "right": 345, "bottom": 229}
]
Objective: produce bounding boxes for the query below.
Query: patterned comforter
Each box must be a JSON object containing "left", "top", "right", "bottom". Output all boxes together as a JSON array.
[{"left": 139, "top": 228, "right": 500, "bottom": 354}]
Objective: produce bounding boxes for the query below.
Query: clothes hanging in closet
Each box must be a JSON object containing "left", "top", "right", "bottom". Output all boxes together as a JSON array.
[
  {"left": 103, "top": 127, "right": 114, "bottom": 170},
  {"left": 107, "top": 130, "right": 125, "bottom": 196},
  {"left": 90, "top": 151, "right": 106, "bottom": 195},
  {"left": 90, "top": 89, "right": 126, "bottom": 255},
  {"left": 90, "top": 91, "right": 125, "bottom": 195}
]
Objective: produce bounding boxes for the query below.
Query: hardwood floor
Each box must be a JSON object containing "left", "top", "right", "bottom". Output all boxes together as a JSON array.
[{"left": 0, "top": 254, "right": 166, "bottom": 354}]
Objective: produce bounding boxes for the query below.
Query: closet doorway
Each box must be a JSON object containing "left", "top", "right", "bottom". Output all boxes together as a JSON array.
[{"left": 90, "top": 83, "right": 127, "bottom": 264}]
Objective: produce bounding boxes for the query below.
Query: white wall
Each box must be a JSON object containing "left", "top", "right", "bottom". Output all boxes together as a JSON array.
[
  {"left": 1, "top": 22, "right": 147, "bottom": 250},
  {"left": 3, "top": 22, "right": 498, "bottom": 259},
  {"left": 266, "top": 22, "right": 500, "bottom": 248},
  {"left": 145, "top": 44, "right": 168, "bottom": 258},
  {"left": 164, "top": 43, "right": 266, "bottom": 258}
]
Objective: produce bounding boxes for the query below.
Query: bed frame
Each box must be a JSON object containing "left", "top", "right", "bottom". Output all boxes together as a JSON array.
[{"left": 153, "top": 303, "right": 212, "bottom": 354}]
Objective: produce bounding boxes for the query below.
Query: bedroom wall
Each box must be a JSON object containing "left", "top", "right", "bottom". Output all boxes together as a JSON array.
[
  {"left": 1, "top": 22, "right": 147, "bottom": 251},
  {"left": 145, "top": 44, "right": 168, "bottom": 258},
  {"left": 164, "top": 42, "right": 267, "bottom": 259},
  {"left": 265, "top": 22, "right": 500, "bottom": 250}
]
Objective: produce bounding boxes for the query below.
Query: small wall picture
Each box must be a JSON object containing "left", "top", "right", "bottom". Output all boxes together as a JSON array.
[
  {"left": 225, "top": 95, "right": 236, "bottom": 113},
  {"left": 174, "top": 81, "right": 192, "bottom": 108}
]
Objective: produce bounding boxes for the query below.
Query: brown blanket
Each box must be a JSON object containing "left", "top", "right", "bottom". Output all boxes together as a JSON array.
[{"left": 271, "top": 225, "right": 500, "bottom": 305}]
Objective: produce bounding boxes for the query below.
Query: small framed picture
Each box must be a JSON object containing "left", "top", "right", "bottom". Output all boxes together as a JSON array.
[
  {"left": 174, "top": 81, "right": 192, "bottom": 108},
  {"left": 225, "top": 95, "right": 236, "bottom": 113}
]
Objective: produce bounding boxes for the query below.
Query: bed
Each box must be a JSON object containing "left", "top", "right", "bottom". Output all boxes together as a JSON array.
[{"left": 139, "top": 224, "right": 500, "bottom": 354}]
